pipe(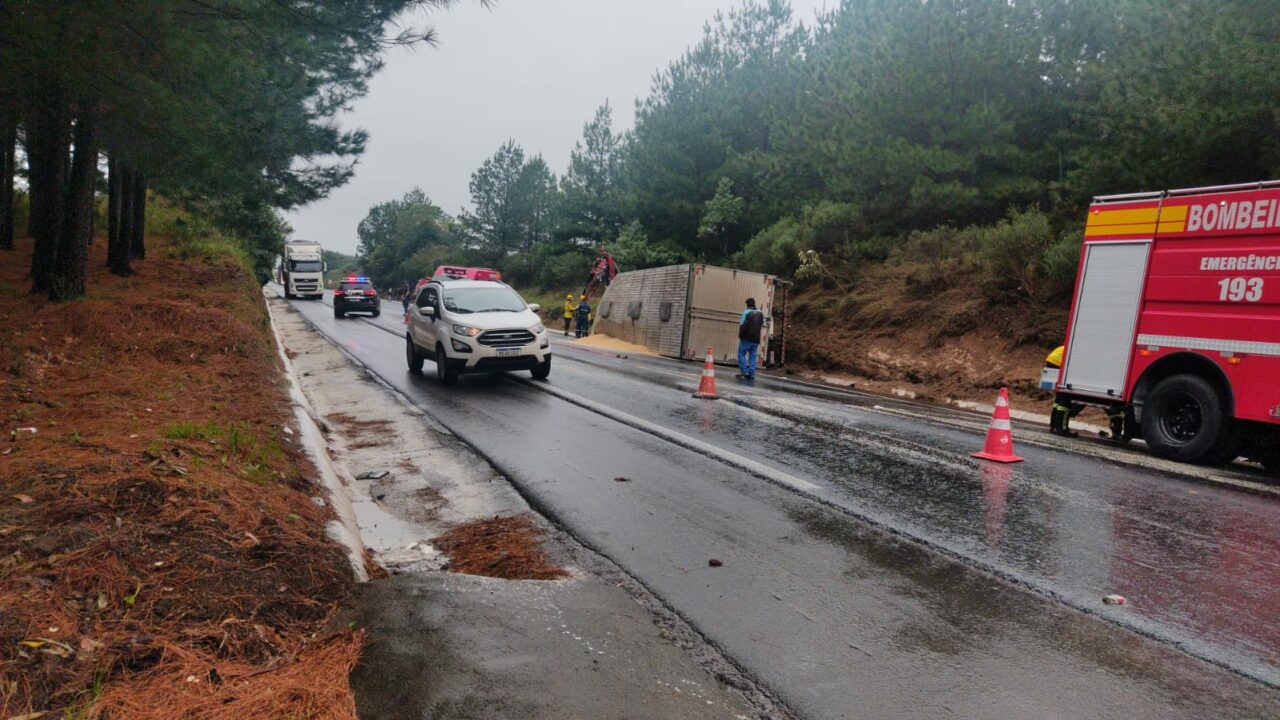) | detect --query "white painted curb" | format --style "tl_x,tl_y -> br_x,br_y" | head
264,289 -> 370,582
